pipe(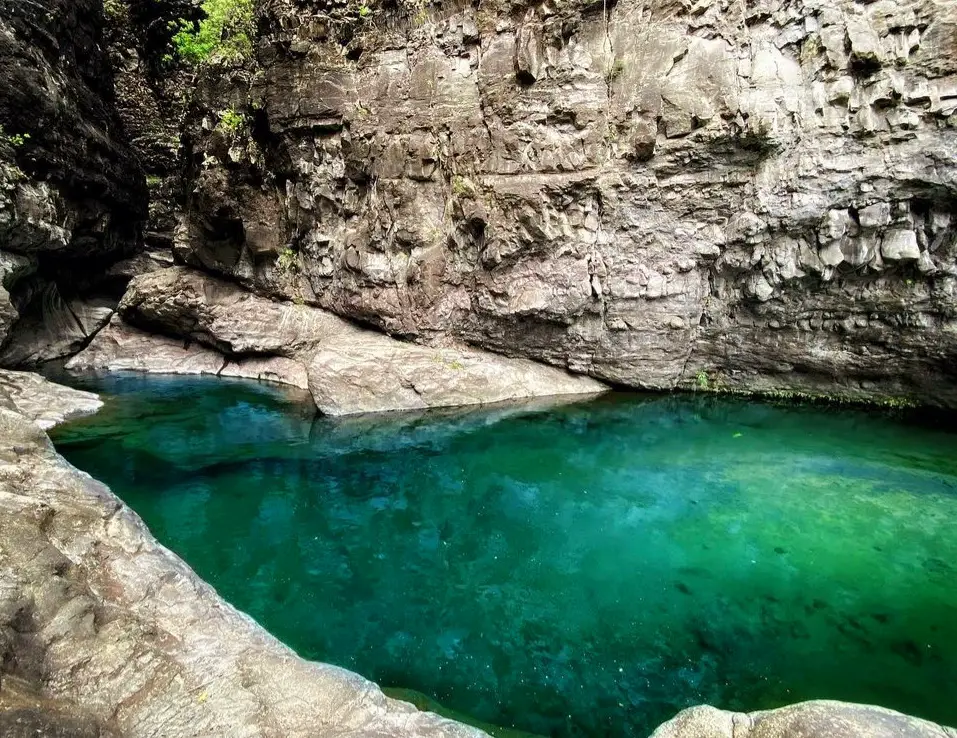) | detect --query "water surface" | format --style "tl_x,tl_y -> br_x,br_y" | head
51,374 -> 957,737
